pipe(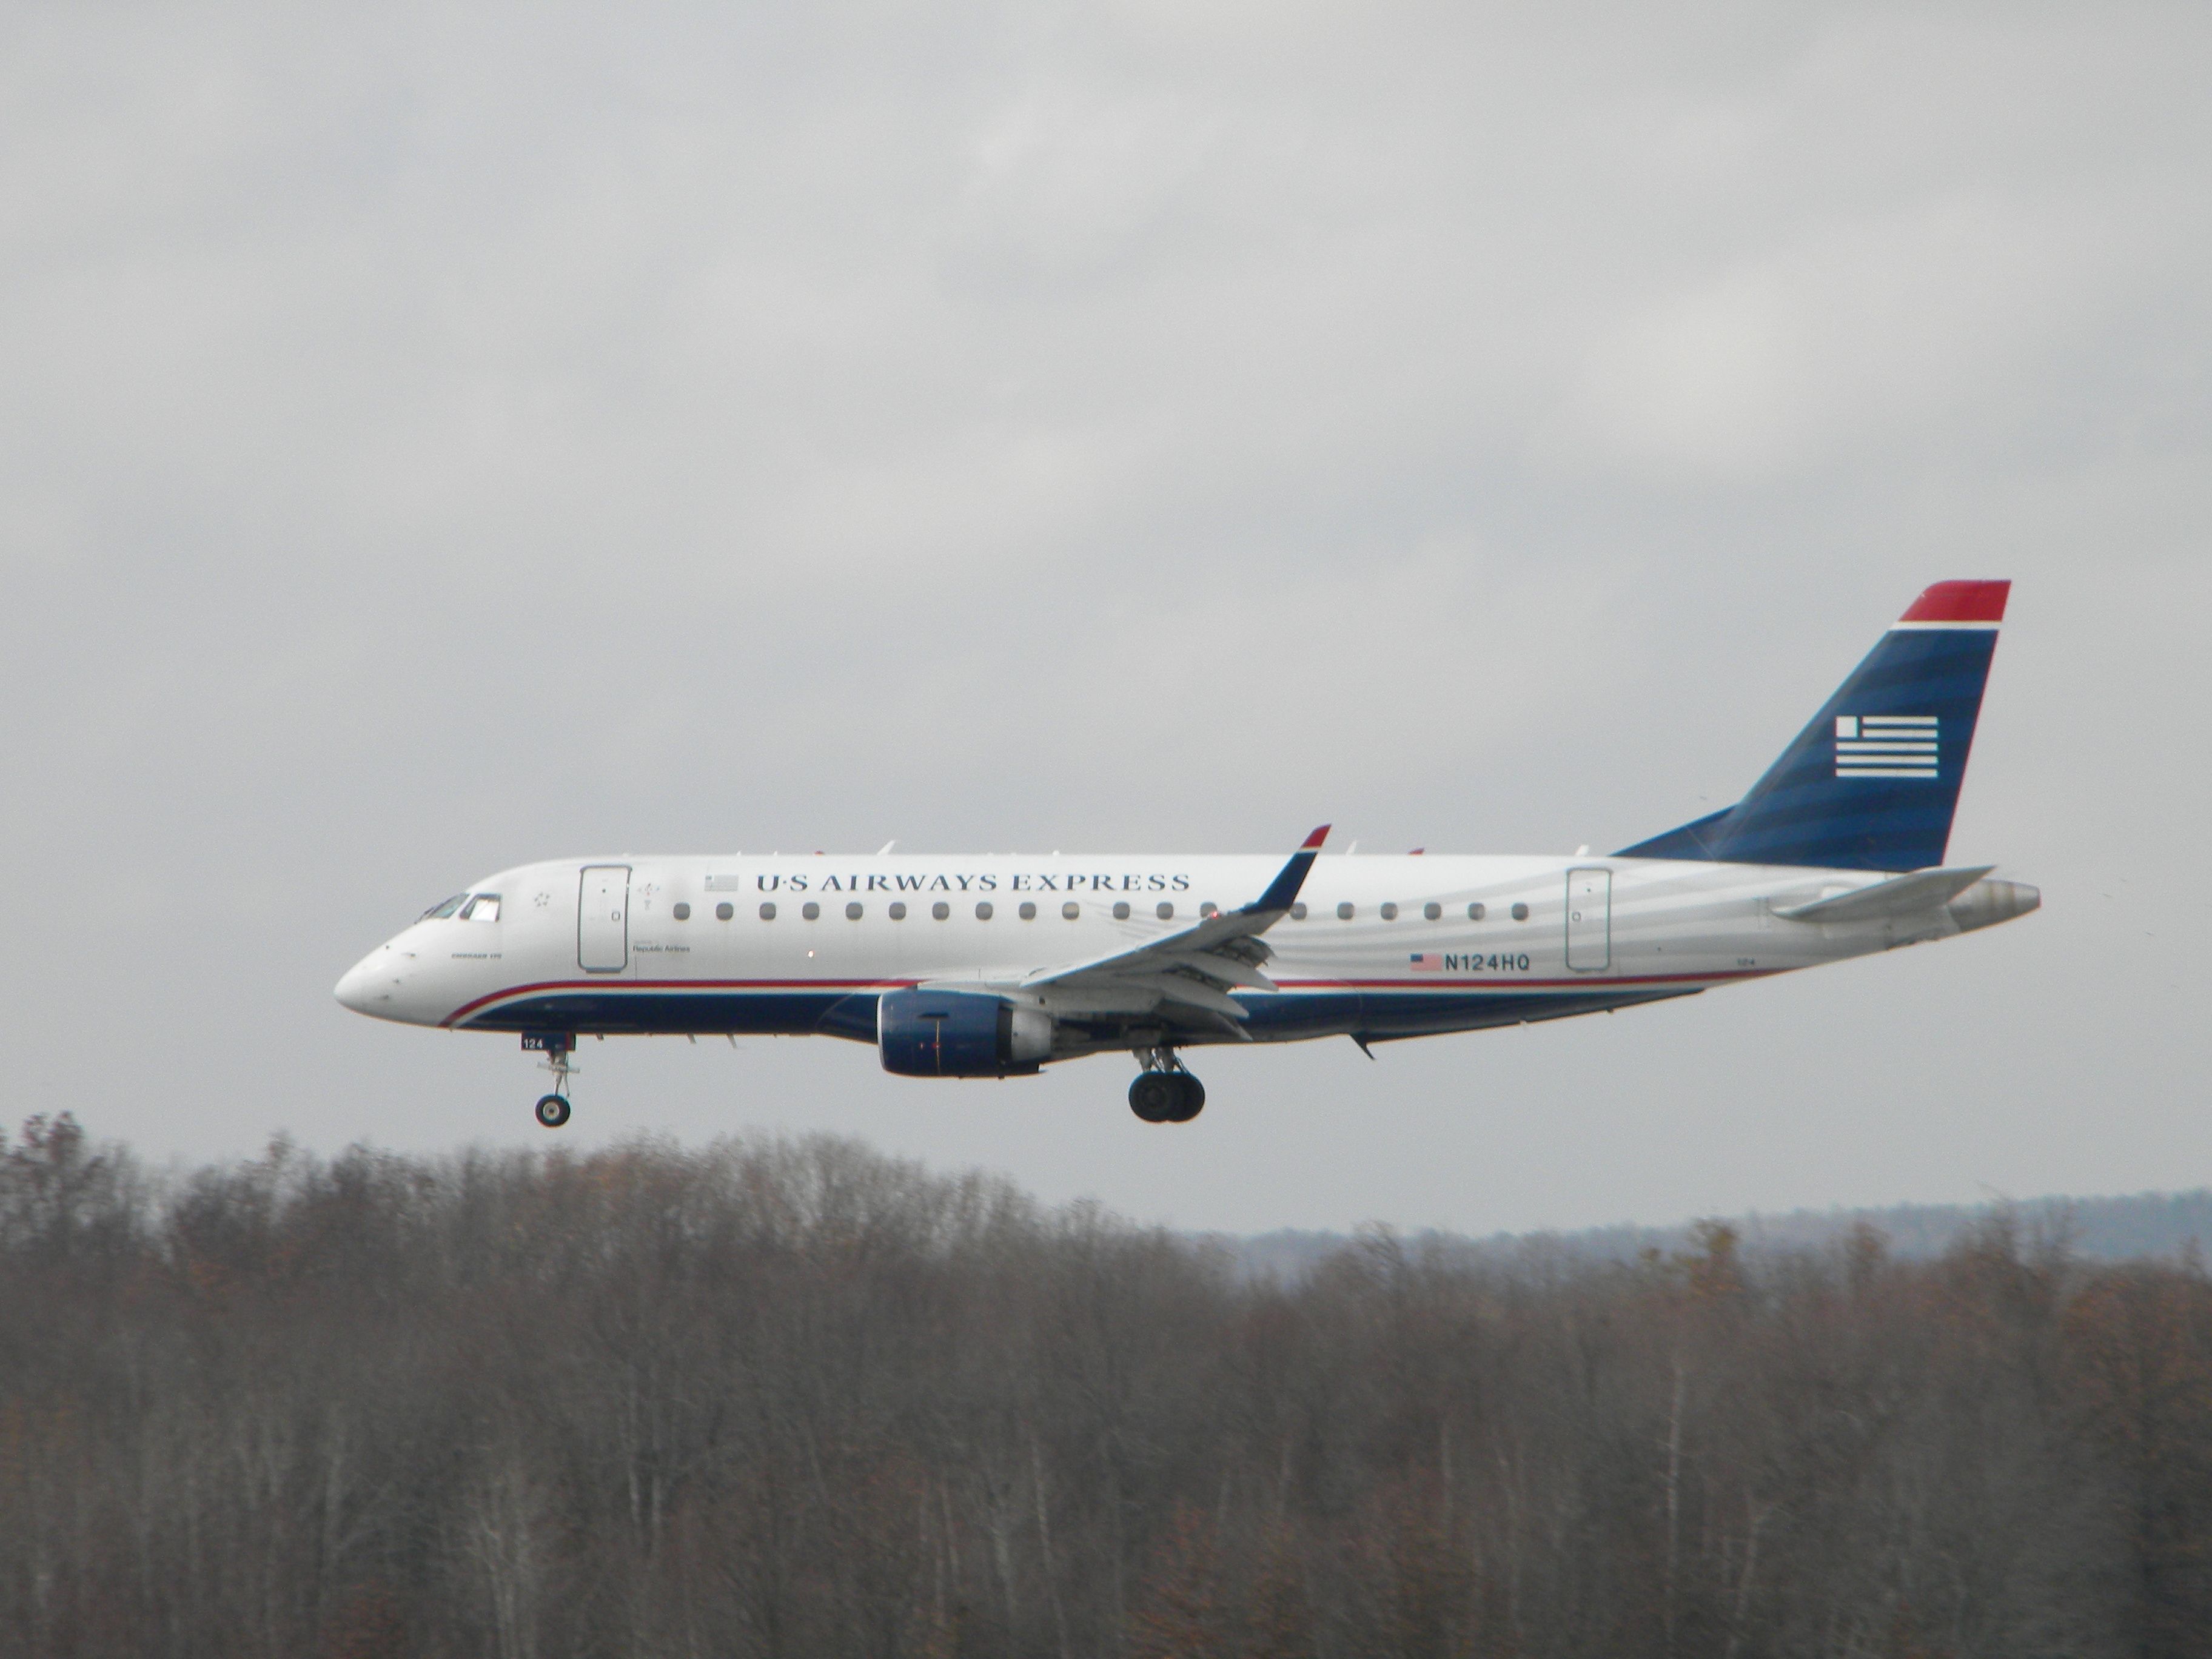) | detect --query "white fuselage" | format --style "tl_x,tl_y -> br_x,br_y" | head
335,851 -> 2037,1057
